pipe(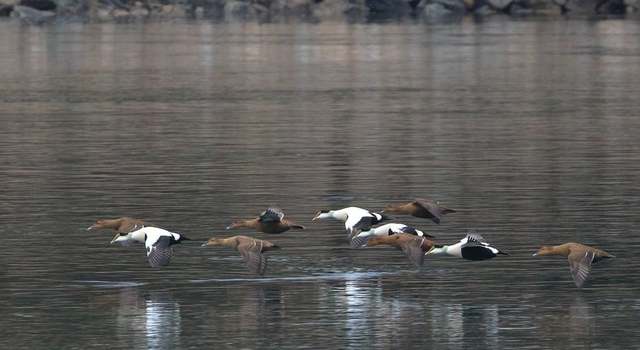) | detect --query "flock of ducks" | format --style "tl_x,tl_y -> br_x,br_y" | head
87,198 -> 615,288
